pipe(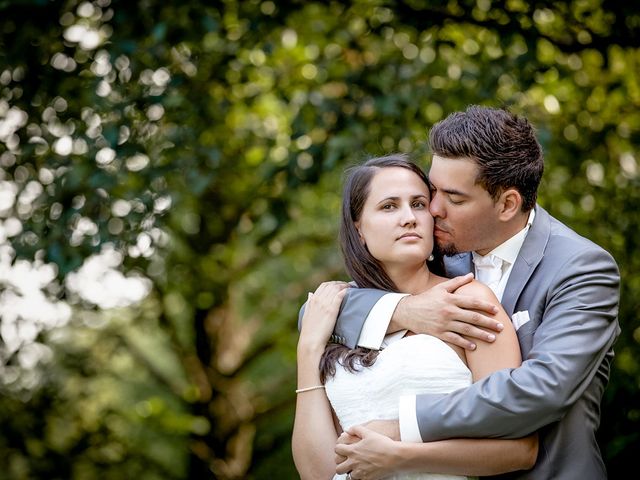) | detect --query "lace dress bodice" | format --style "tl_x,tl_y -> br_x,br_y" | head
325,334 -> 474,480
